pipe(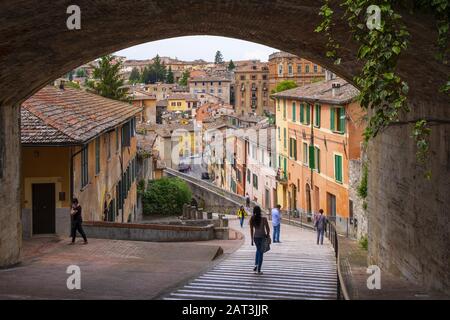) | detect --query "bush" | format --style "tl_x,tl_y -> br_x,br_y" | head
359,236 -> 368,251
357,163 -> 368,199
142,177 -> 192,216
